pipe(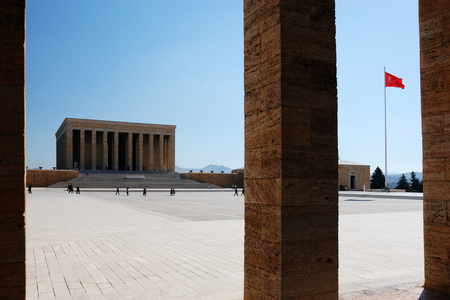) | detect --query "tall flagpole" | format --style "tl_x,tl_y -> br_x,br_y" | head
384,66 -> 388,190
